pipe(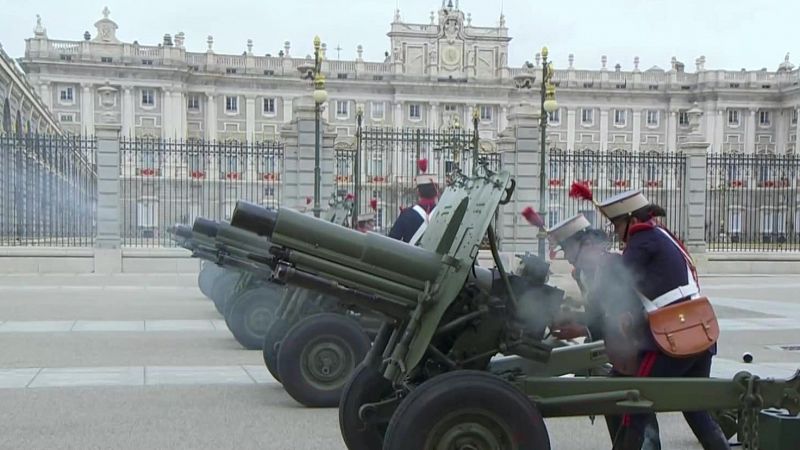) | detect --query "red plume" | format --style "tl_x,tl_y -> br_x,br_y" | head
345,193 -> 355,201
417,158 -> 428,173
568,181 -> 594,203
305,196 -> 312,205
521,206 -> 546,228
369,198 -> 378,211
